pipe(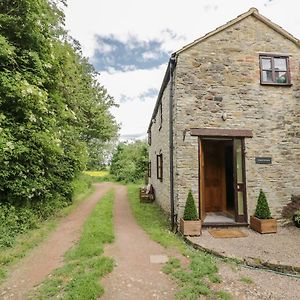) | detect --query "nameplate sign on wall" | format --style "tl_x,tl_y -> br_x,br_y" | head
255,157 -> 272,164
